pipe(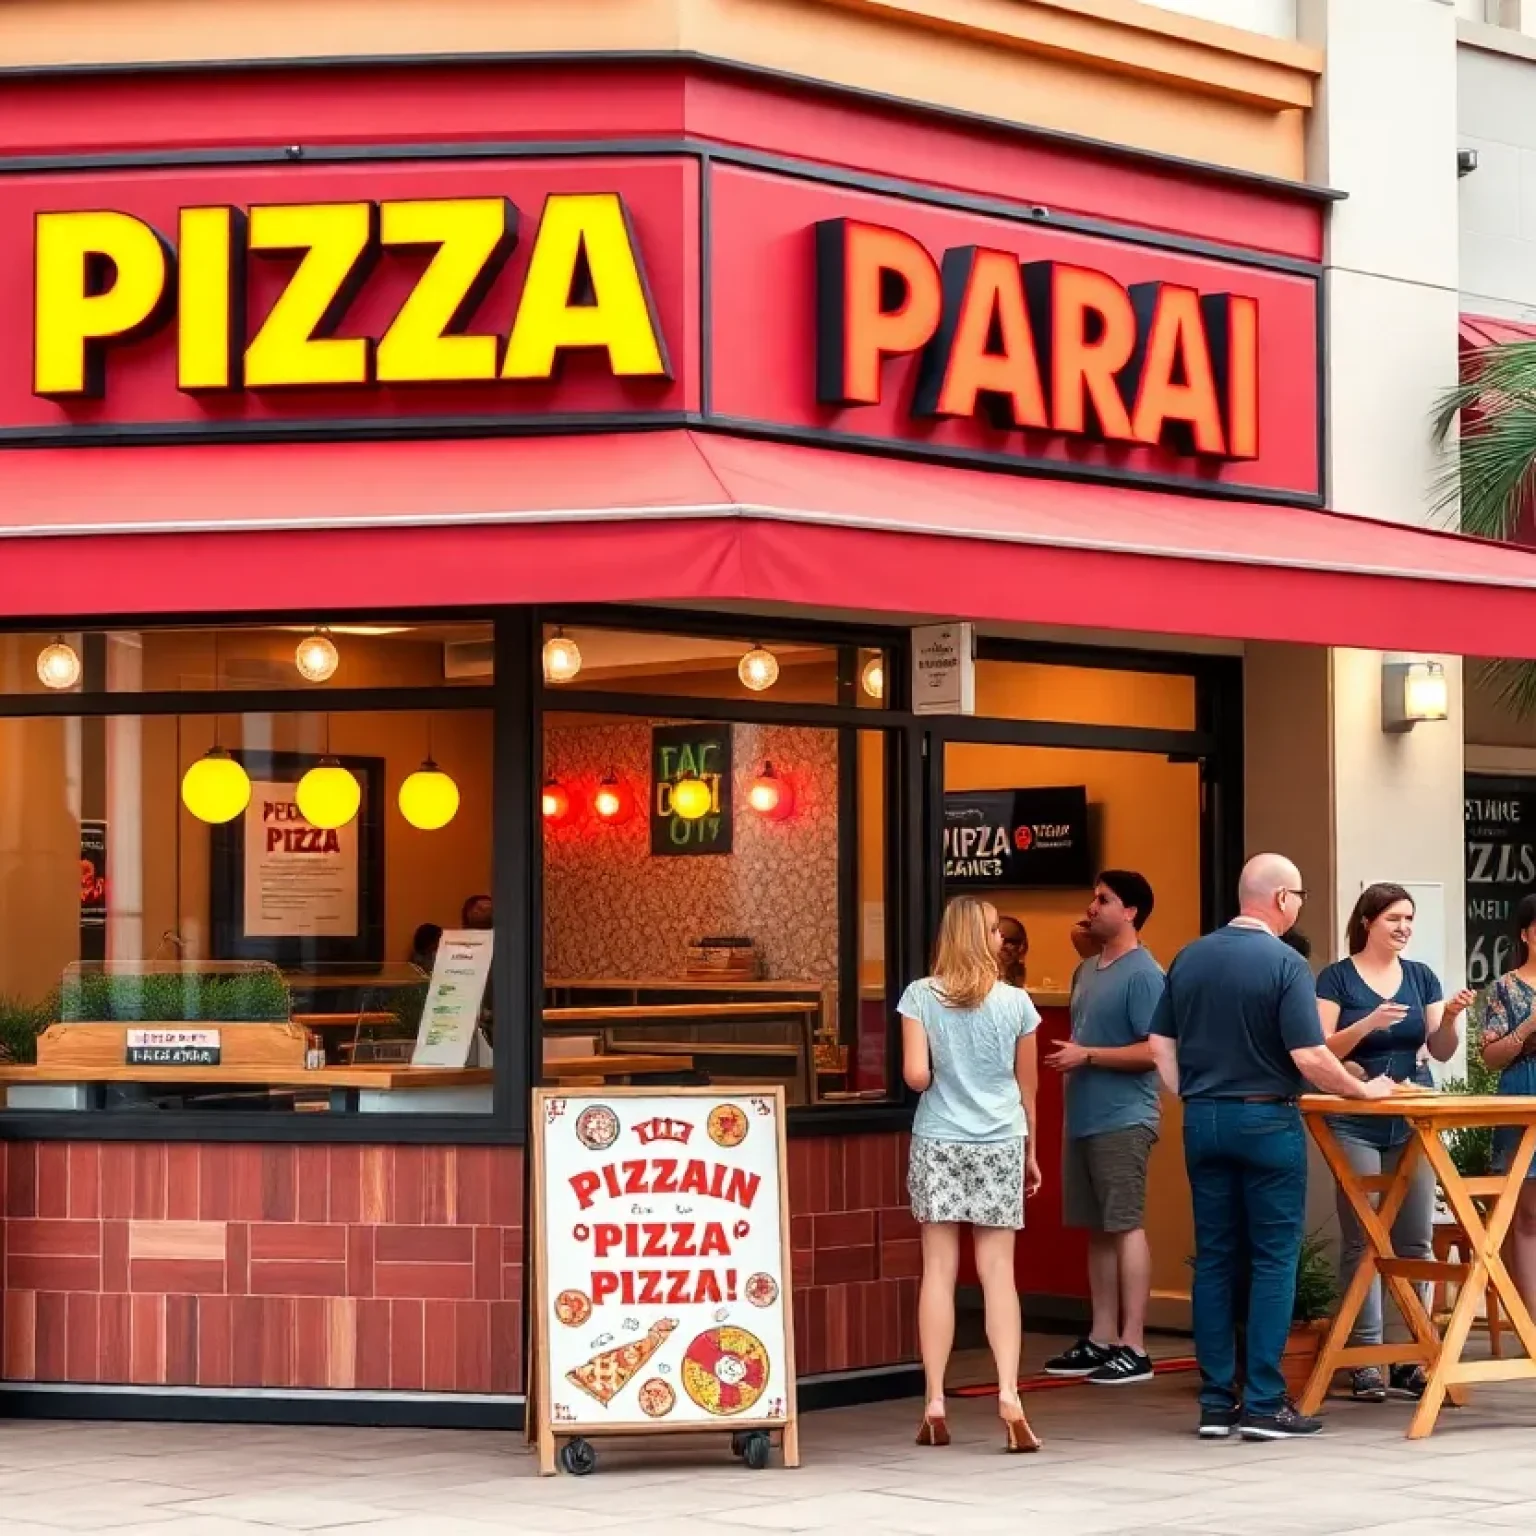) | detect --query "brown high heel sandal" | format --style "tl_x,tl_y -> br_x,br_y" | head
916,1413 -> 951,1446
1000,1402 -> 1041,1453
